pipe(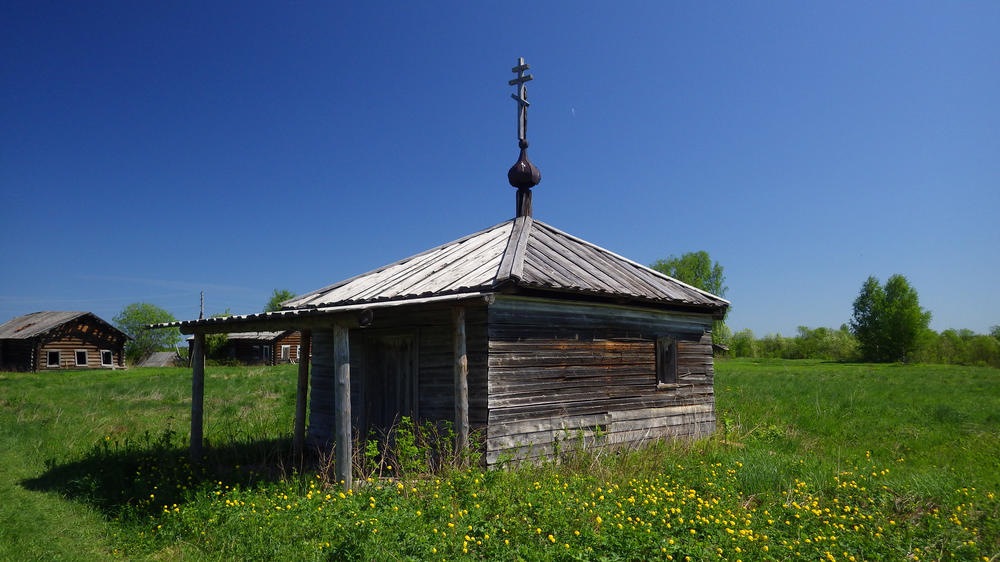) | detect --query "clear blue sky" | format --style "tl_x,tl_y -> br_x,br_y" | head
2,1 -> 998,336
